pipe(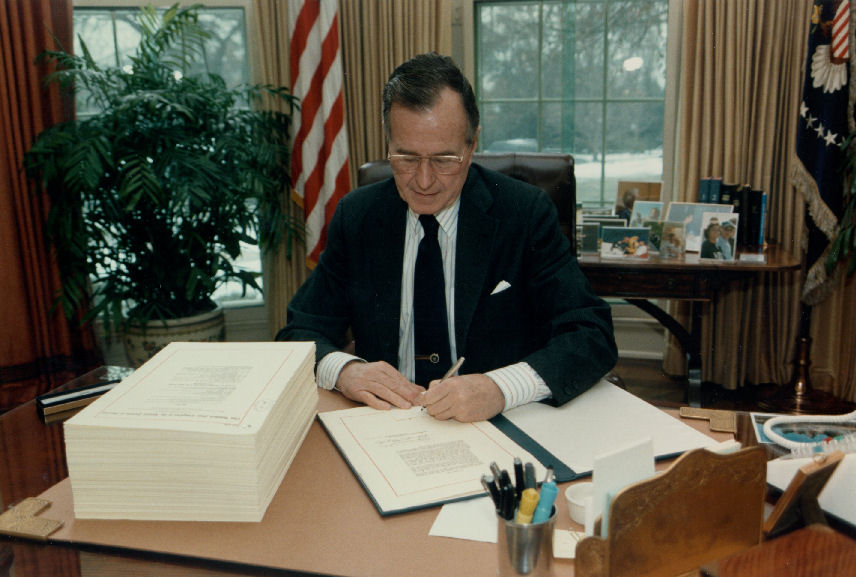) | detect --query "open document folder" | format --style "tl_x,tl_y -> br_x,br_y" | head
319,380 -> 717,515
